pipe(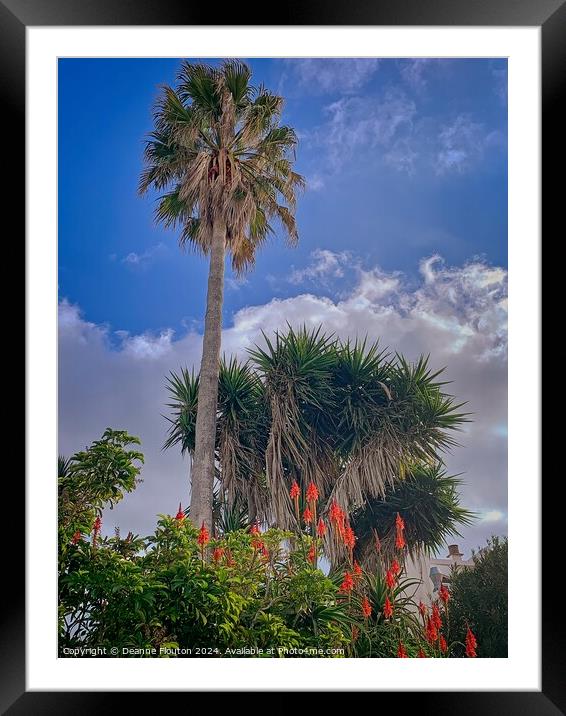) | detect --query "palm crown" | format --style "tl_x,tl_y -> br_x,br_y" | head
139,59 -> 305,273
